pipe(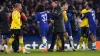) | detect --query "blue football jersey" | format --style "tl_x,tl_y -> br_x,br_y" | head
65,10 -> 73,29
81,9 -> 97,28
35,11 -> 51,28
